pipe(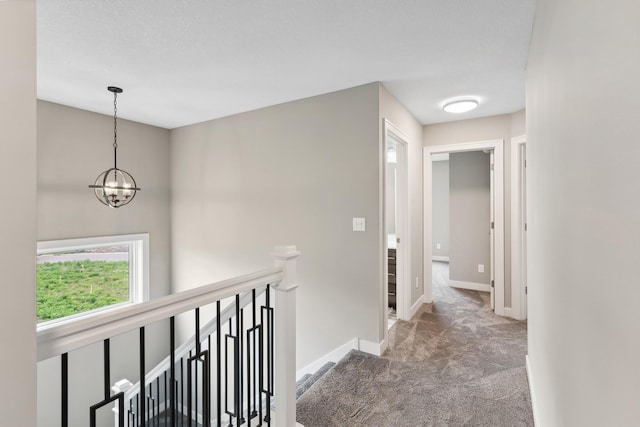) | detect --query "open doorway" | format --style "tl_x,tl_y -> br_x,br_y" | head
430,151 -> 494,306
384,120 -> 409,329
423,139 -> 505,315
